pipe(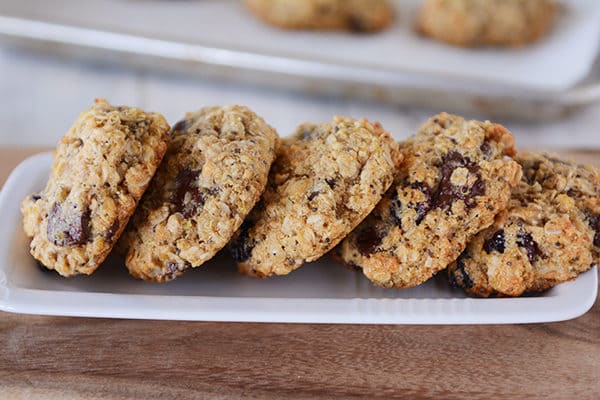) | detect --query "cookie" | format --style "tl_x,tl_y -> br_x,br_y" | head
20,99 -> 170,277
244,0 -> 393,32
121,105 -> 278,282
338,113 -> 522,288
449,153 -> 600,297
416,0 -> 557,47
229,116 -> 398,278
